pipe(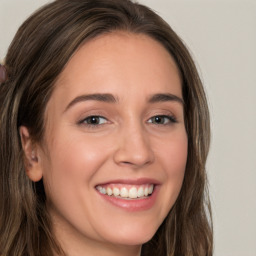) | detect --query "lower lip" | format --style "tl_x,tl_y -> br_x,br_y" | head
96,186 -> 159,212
